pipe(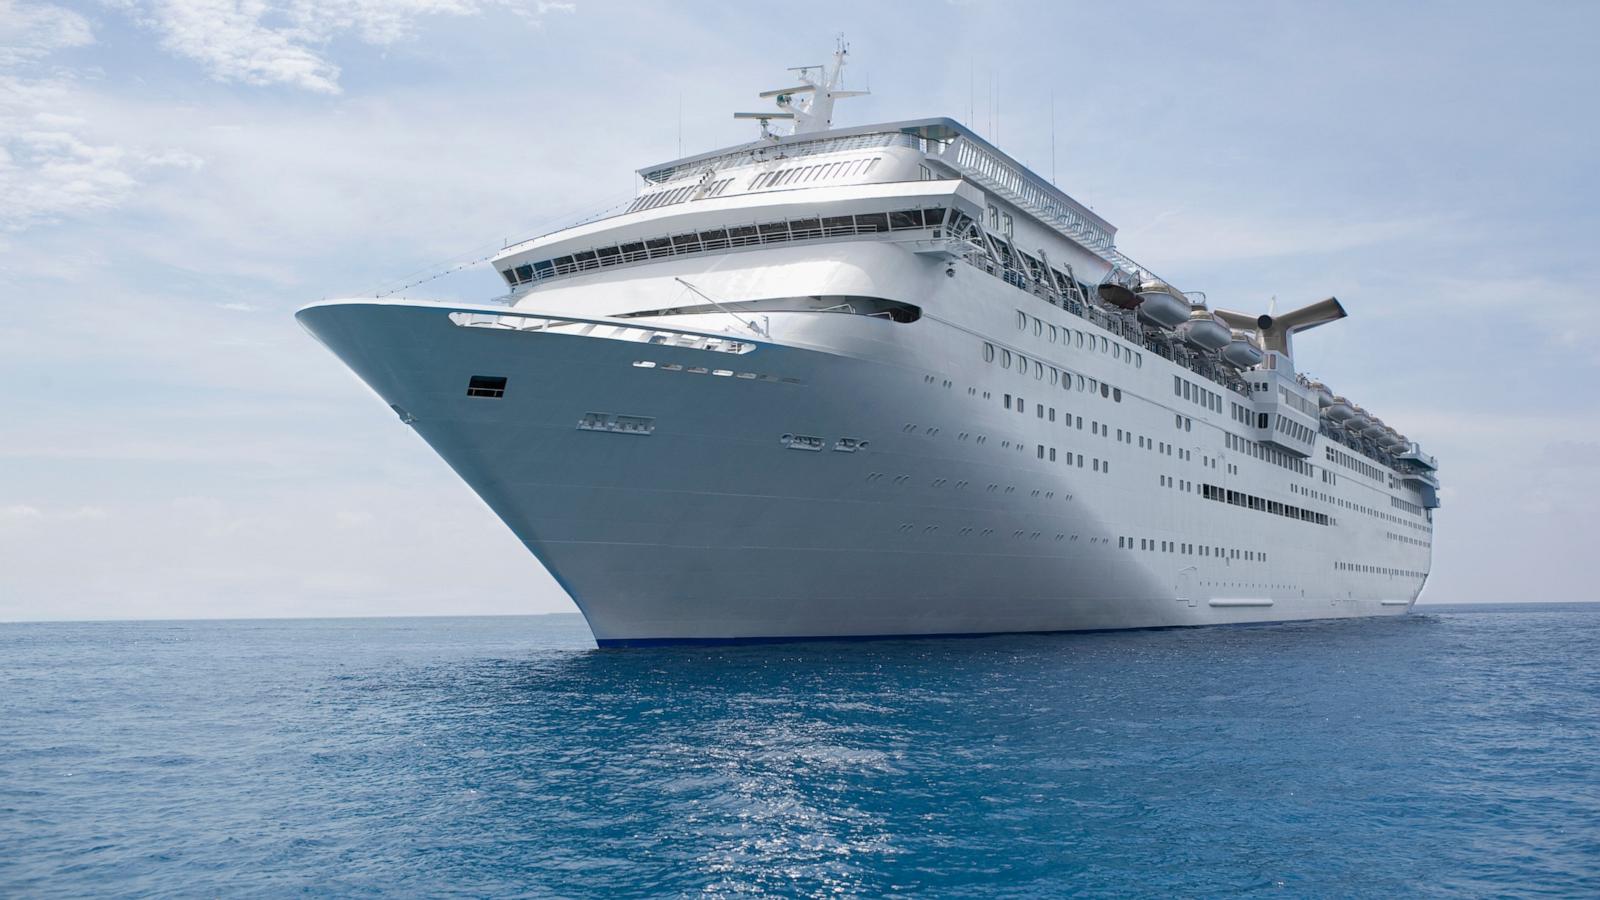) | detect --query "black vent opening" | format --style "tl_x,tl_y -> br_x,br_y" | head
466,375 -> 507,399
